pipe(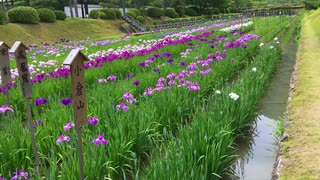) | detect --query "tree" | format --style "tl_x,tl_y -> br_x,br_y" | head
230,0 -> 252,12
173,0 -> 186,17
129,0 -> 150,8
99,0 -> 120,8
69,0 -> 74,17
15,0 -> 30,6
30,0 -> 58,8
